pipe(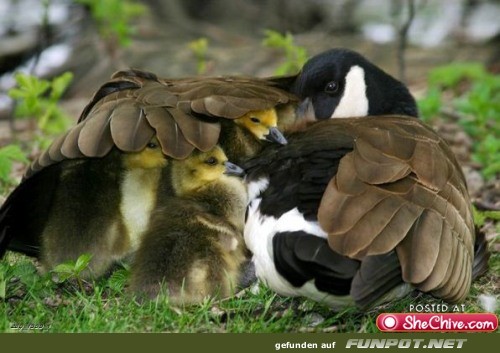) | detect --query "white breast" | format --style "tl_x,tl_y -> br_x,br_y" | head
245,198 -> 298,296
246,177 -> 269,203
245,170 -> 359,307
245,198 -> 354,308
120,169 -> 160,251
